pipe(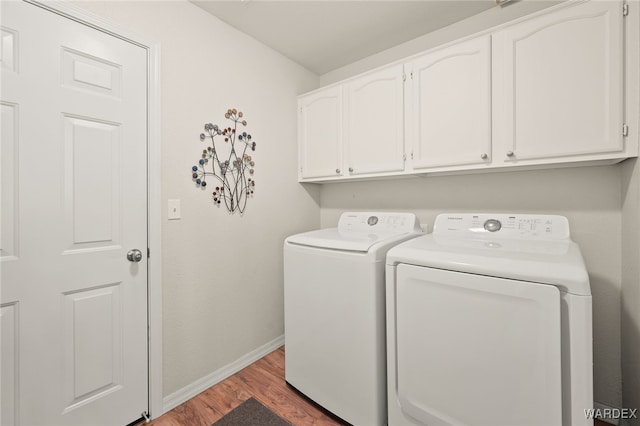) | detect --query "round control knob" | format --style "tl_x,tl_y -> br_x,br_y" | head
336,168 -> 341,174
506,151 -> 515,157
348,167 -> 354,173
481,153 -> 488,160
484,219 -> 502,232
